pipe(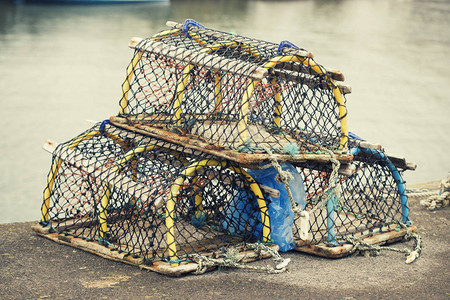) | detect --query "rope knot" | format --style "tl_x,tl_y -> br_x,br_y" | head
275,170 -> 293,184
